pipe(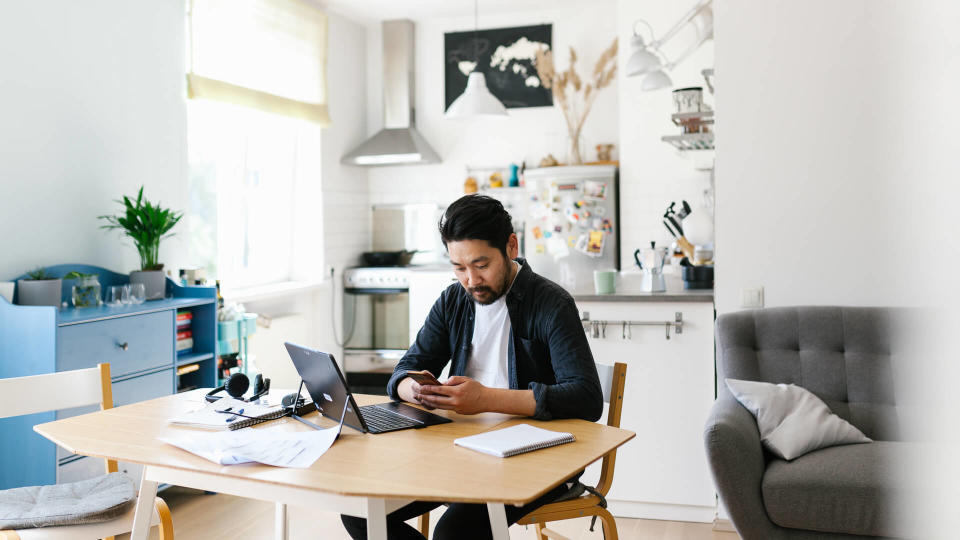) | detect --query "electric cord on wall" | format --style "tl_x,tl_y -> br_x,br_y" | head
330,267 -> 356,347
